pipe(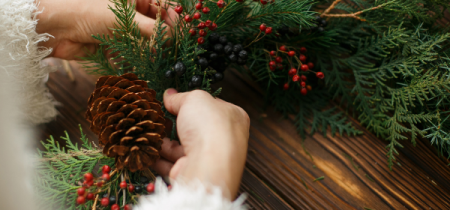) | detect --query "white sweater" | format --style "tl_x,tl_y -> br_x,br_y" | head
0,0 -> 246,209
